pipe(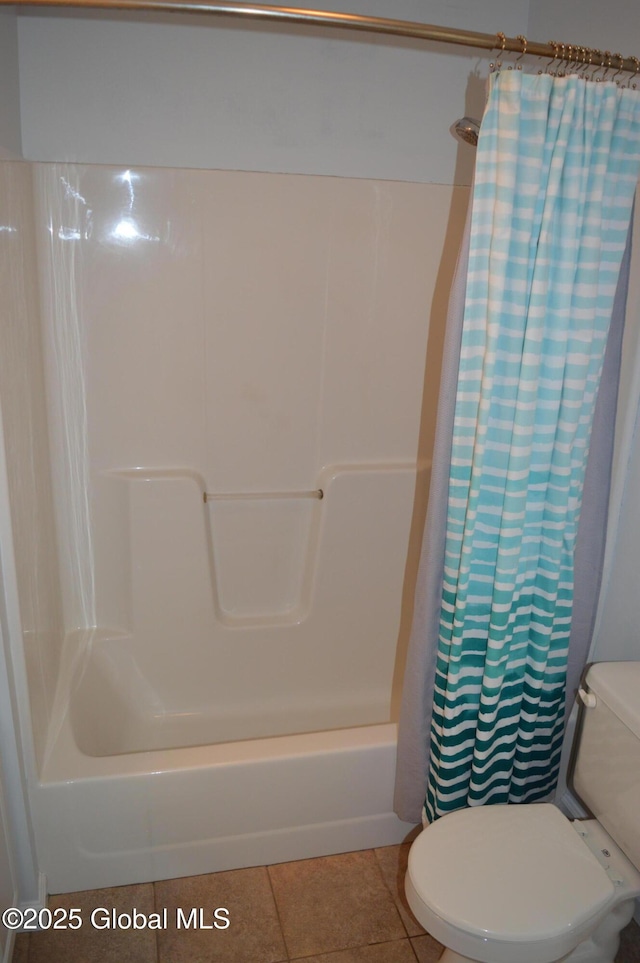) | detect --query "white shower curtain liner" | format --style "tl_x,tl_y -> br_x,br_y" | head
393,190 -> 473,824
